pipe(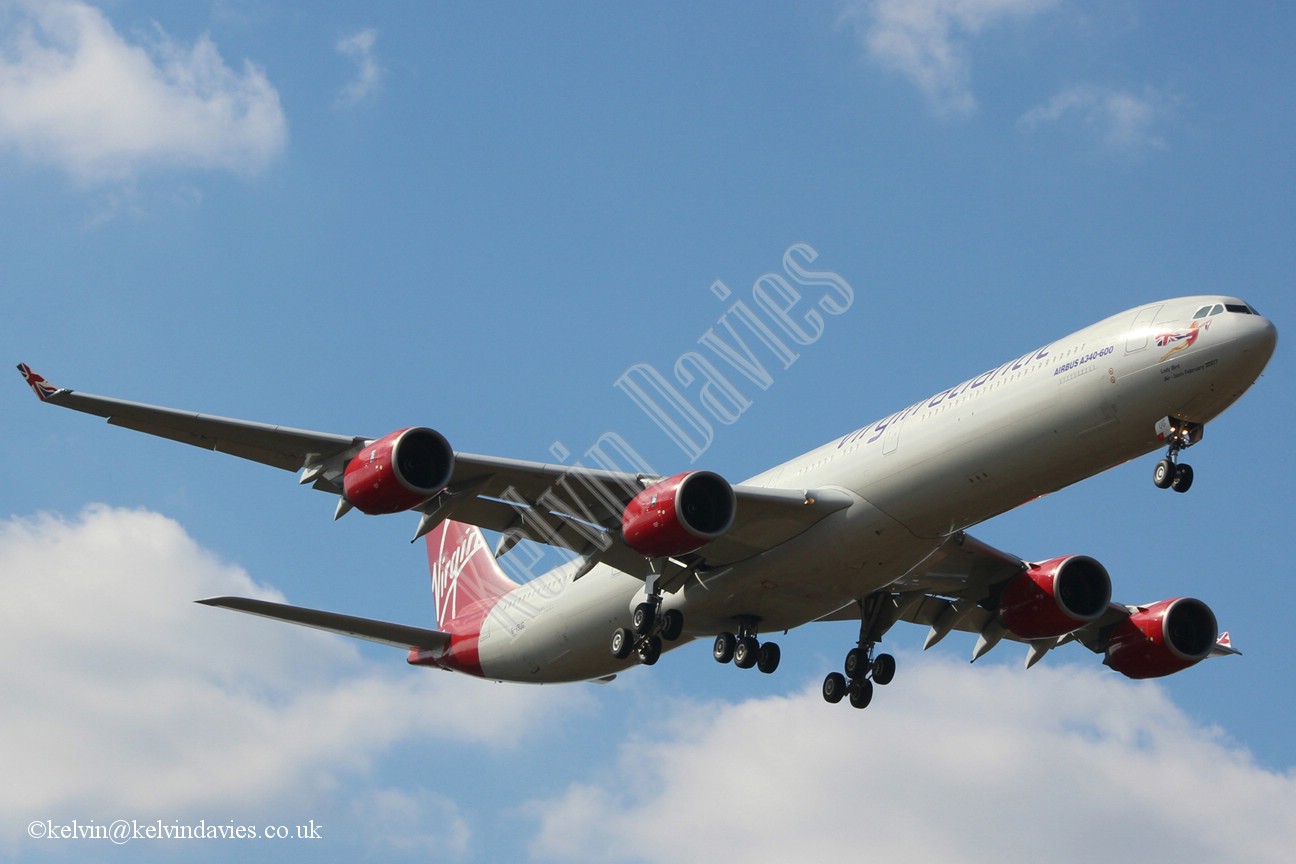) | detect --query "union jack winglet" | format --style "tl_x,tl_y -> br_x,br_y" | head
1212,630 -> 1242,657
16,363 -> 59,401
